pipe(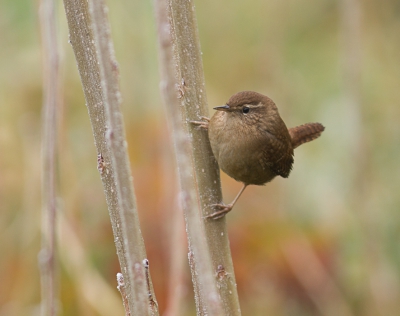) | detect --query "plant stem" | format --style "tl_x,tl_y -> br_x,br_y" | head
156,0 -> 241,314
39,0 -> 60,314
62,0 -> 158,314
